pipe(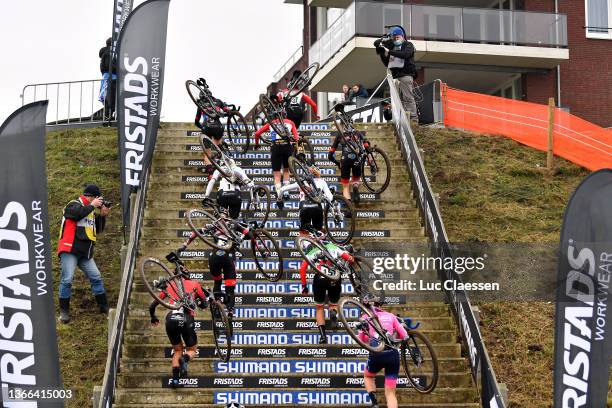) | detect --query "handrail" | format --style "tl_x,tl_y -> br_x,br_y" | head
21,78 -> 116,127
364,77 -> 388,106
98,165 -> 150,408
273,45 -> 304,83
386,71 -> 505,408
